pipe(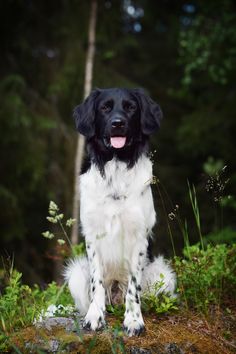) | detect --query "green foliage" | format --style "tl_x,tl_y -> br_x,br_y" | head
110,325 -> 126,354
159,175 -> 236,313
179,5 -> 236,86
0,74 -> 55,242
0,268 -> 73,334
106,304 -> 125,321
174,243 -> 236,313
142,277 -> 178,315
203,157 -> 225,177
187,182 -> 204,249
71,243 -> 86,256
0,269 -> 37,333
220,195 -> 236,210
35,281 -> 72,309
204,227 -> 236,245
